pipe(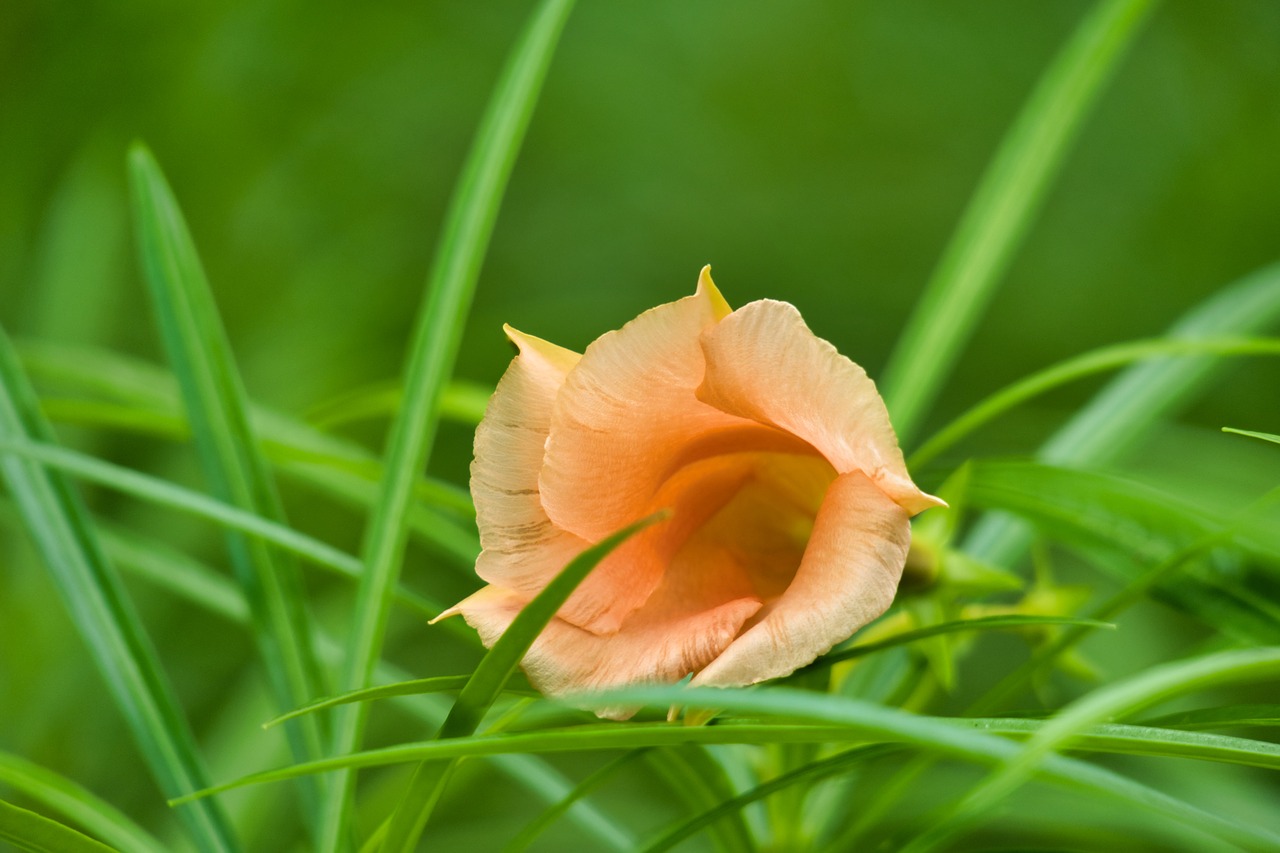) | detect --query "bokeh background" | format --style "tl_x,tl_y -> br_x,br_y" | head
2,0 -> 1279,848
